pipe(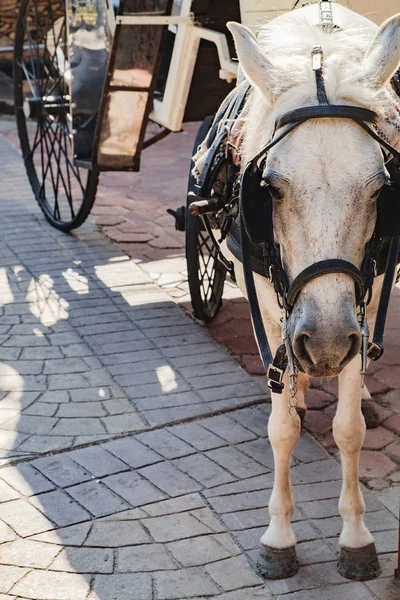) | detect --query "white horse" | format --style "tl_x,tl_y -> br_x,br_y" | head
217,2 -> 400,581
